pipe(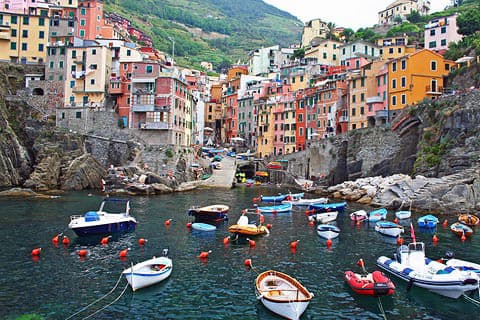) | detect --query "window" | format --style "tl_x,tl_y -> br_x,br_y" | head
90,64 -> 97,70
39,31 -> 44,39
389,48 -> 394,54
333,54 -> 336,61
392,79 -> 397,89
392,95 -> 397,106
123,63 -> 128,70
401,94 -> 406,105
22,30 -> 28,38
71,65 -> 76,72
38,44 -> 44,52
126,49 -> 131,56
445,63 -> 450,71
298,114 -> 303,122
377,77 -> 380,87
360,93 -> 365,102
11,29 -> 16,37
398,48 -> 402,53
361,78 -> 365,87
430,29 -> 435,36
401,76 -> 406,87
59,61 -> 64,68
352,80 -> 356,88
360,106 -> 365,115
441,39 -> 447,46
76,112 -> 82,119
392,61 -> 397,72
79,30 -> 85,37
49,61 -> 54,69
23,16 -> 29,25
352,45 -> 356,52
351,108 -> 356,116
352,94 -> 356,103
10,42 -> 16,50
431,61 -> 437,71
21,43 -> 27,51
90,79 -> 95,85
146,65 -> 153,73
39,17 -> 45,26
59,75 -> 63,81
342,48 -> 345,55
81,8 -> 86,15
441,26 -> 446,34
401,59 -> 406,70
70,80 -> 74,88
300,75 -> 304,82
323,52 -> 327,59
80,19 -> 86,26
429,41 -> 436,48
92,49 -> 96,55
11,15 -> 17,24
